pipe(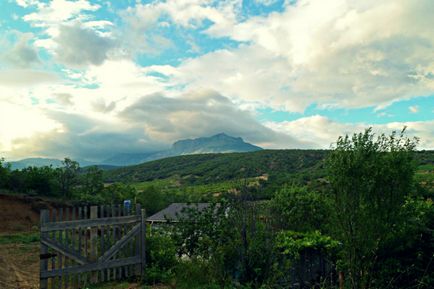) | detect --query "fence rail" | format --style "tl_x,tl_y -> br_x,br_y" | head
40,204 -> 146,289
